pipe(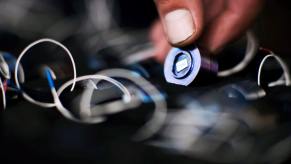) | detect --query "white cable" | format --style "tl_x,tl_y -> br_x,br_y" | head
18,64 -> 25,83
97,69 -> 167,141
230,85 -> 266,101
52,86 -> 105,124
56,74 -> 132,123
79,81 -> 140,120
0,54 -> 11,79
218,31 -> 258,77
122,47 -> 155,65
0,78 -> 6,109
257,54 -> 291,87
14,38 -> 77,108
